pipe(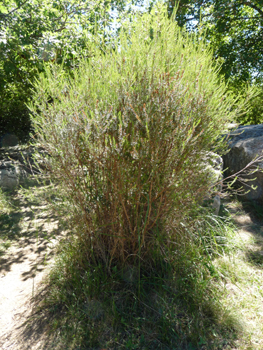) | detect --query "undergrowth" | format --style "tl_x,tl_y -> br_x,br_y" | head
32,209 -> 241,350
0,187 -> 14,254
